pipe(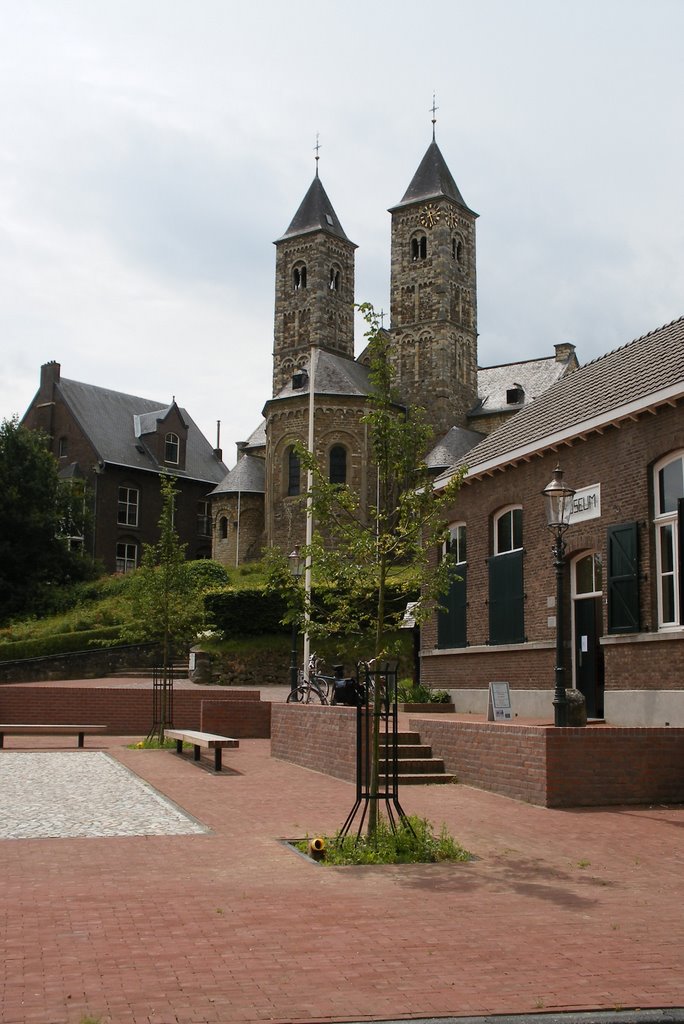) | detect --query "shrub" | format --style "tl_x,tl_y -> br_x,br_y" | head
296,816 -> 470,865
0,626 -> 123,662
186,560 -> 231,591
